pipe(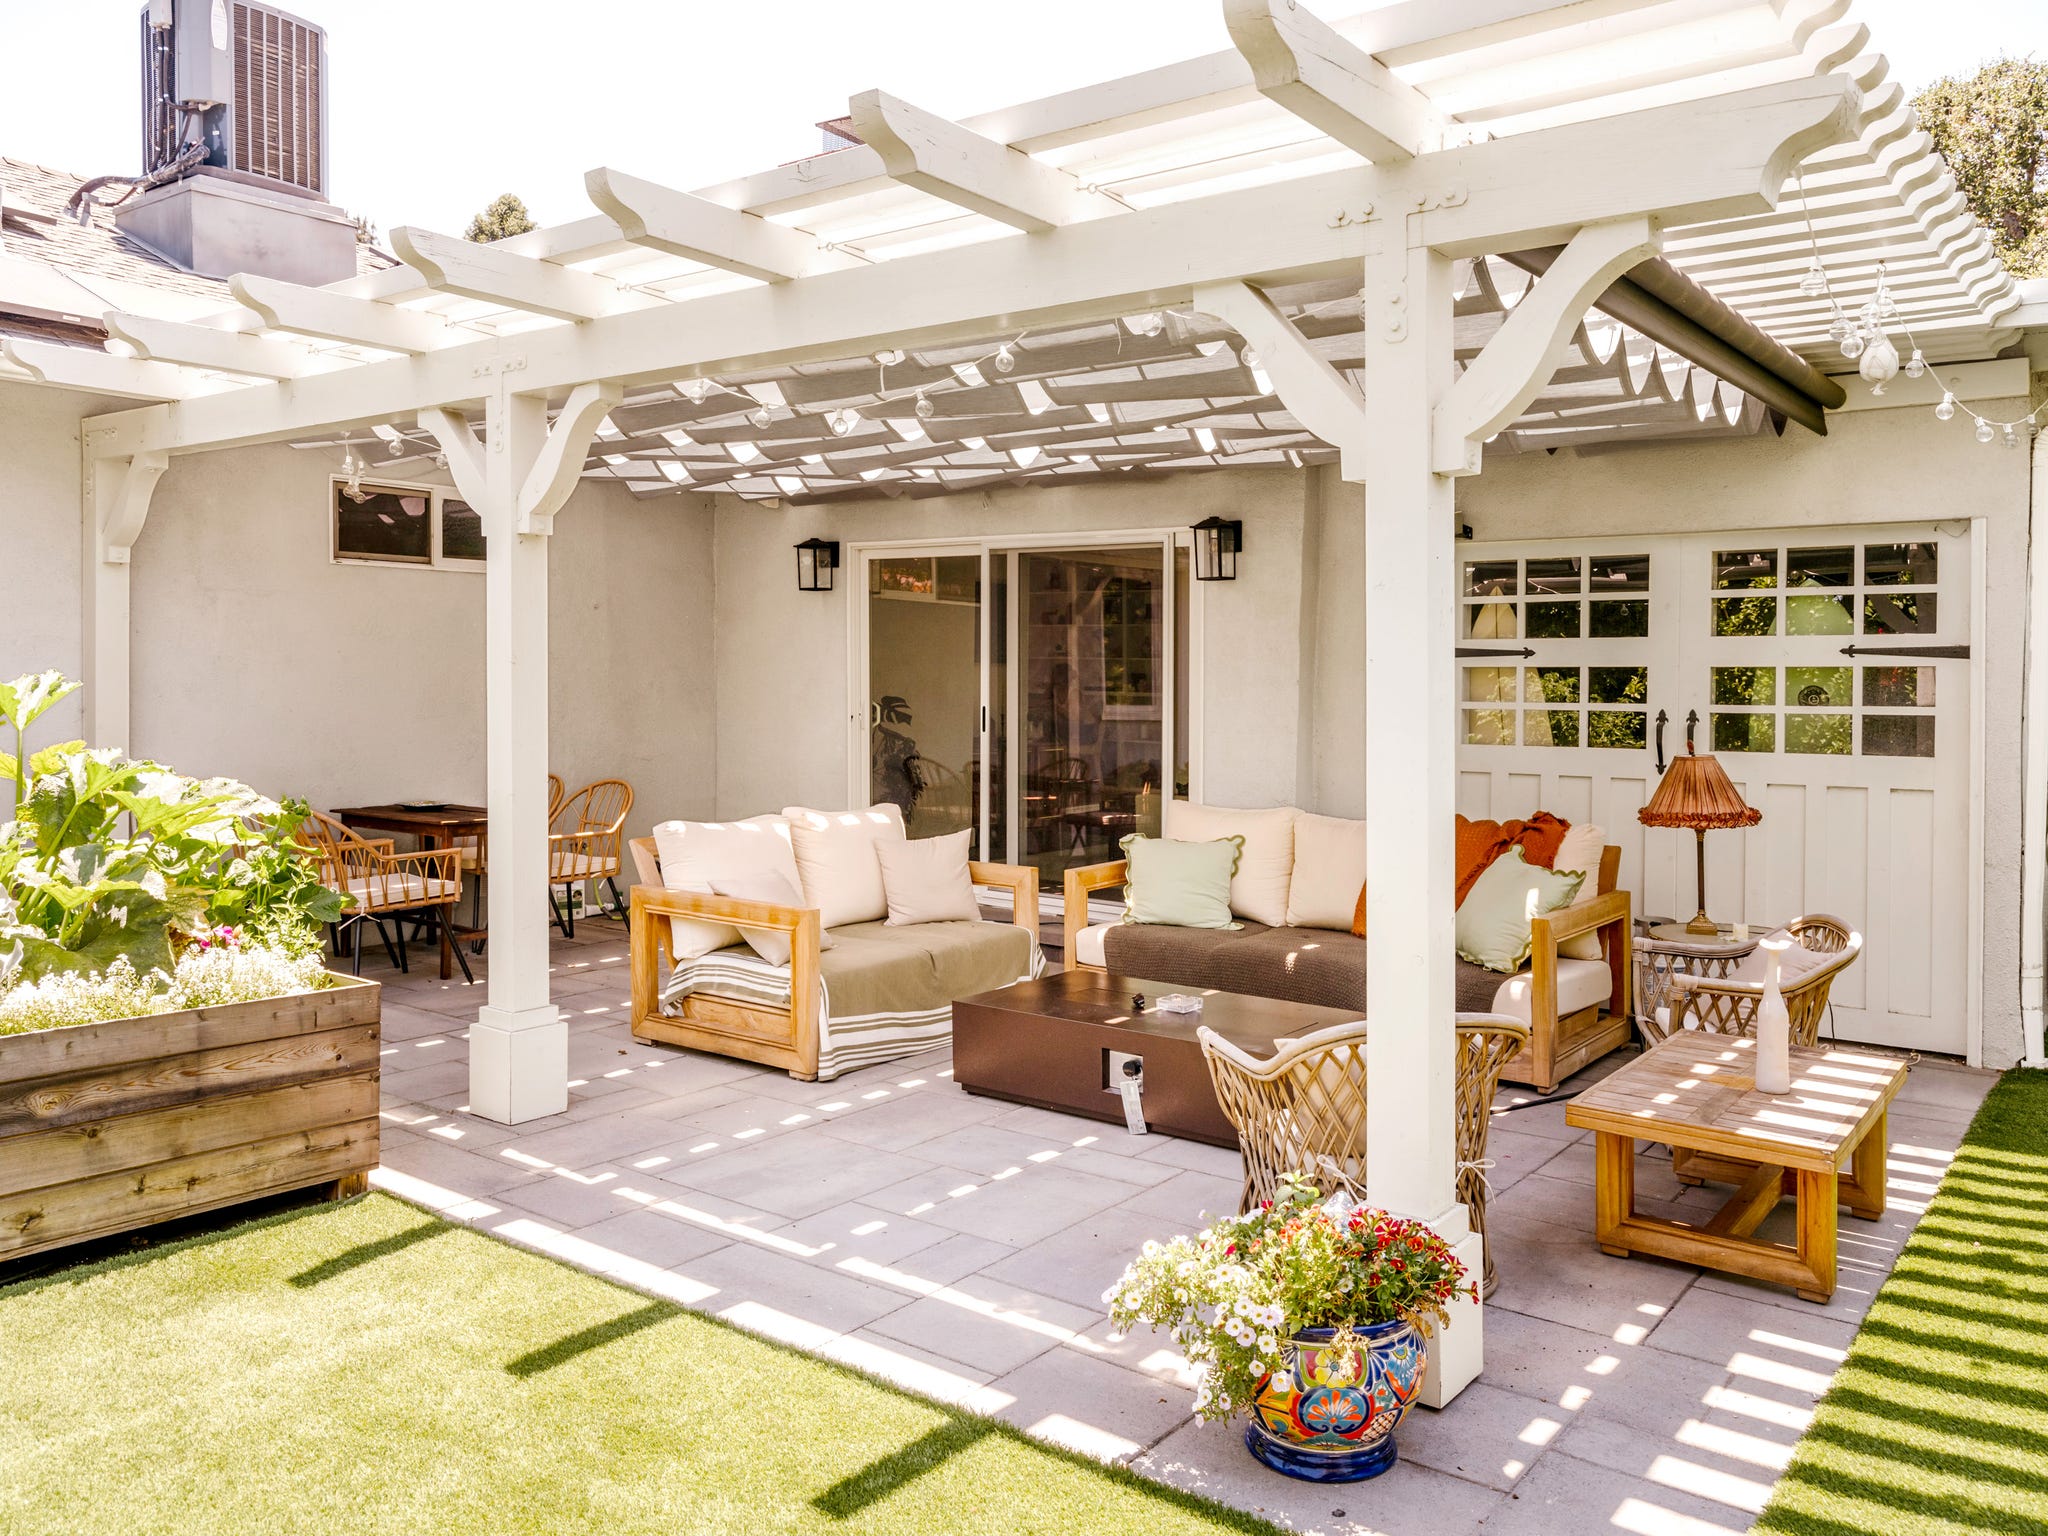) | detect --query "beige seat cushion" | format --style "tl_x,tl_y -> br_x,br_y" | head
1074,920 -> 1115,968
1164,801 -> 1298,928
652,814 -> 802,960
345,874 -> 458,909
549,850 -> 613,882
1285,812 -> 1367,930
1487,957 -> 1612,1024
783,804 -> 907,929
